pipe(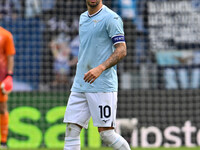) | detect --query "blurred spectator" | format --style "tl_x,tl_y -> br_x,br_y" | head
10,0 -> 41,19
46,16 -> 70,34
69,35 -> 79,76
52,0 -> 85,38
11,0 -> 24,18
118,0 -> 136,21
41,0 -> 56,15
41,0 -> 86,89
40,0 -> 72,88
5,0 -> 41,19
113,0 -> 137,70
134,0 -> 151,64
135,0 -> 148,32
0,0 -> 18,20
25,0 -> 41,18
42,0 -> 85,49
50,34 -> 77,89
156,51 -> 200,89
